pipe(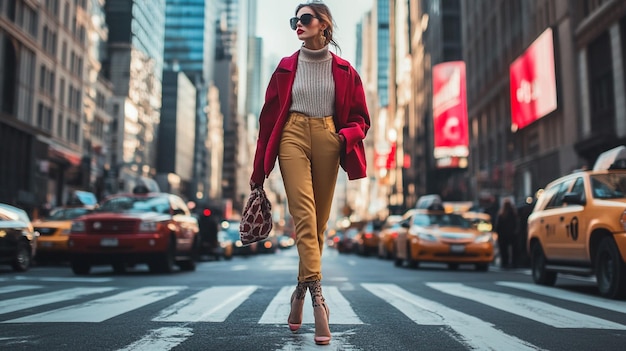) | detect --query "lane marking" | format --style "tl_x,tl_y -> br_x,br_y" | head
497,281 -> 626,313
363,283 -> 542,351
259,286 -> 362,325
4,286 -> 186,323
428,283 -> 626,330
0,287 -> 115,316
153,286 -> 257,322
0,285 -> 42,295
116,327 -> 193,351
